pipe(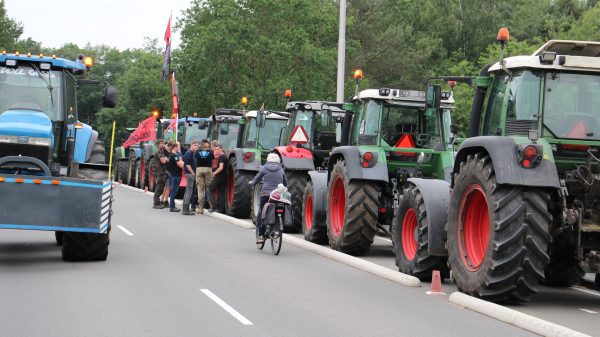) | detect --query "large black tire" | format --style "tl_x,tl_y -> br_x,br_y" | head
88,140 -> 105,164
116,160 -> 128,184
302,180 -> 327,244
447,153 -> 551,302
62,231 -> 110,261
392,185 -> 448,281
133,160 -> 141,188
326,159 -> 379,255
127,158 -> 136,186
226,156 -> 253,218
285,170 -> 309,232
147,159 -> 155,192
55,232 -> 63,246
595,274 -> 600,288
